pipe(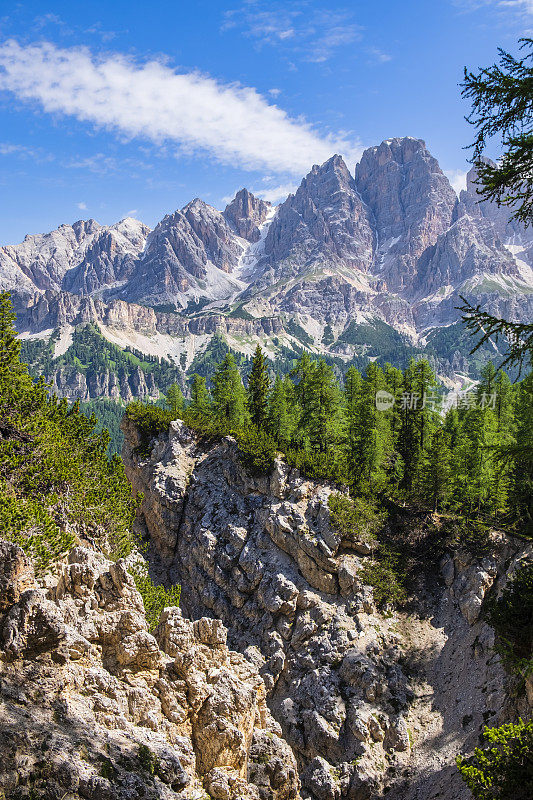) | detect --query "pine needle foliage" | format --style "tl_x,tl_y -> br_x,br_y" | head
456,719 -> 533,800
129,563 -> 182,631
0,291 -> 140,571
461,38 -> 533,227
